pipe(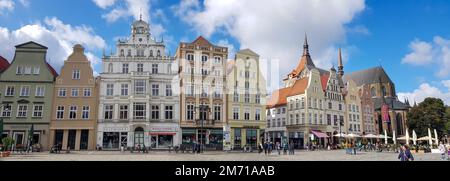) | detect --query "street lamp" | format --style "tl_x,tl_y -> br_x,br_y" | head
193,105 -> 211,153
